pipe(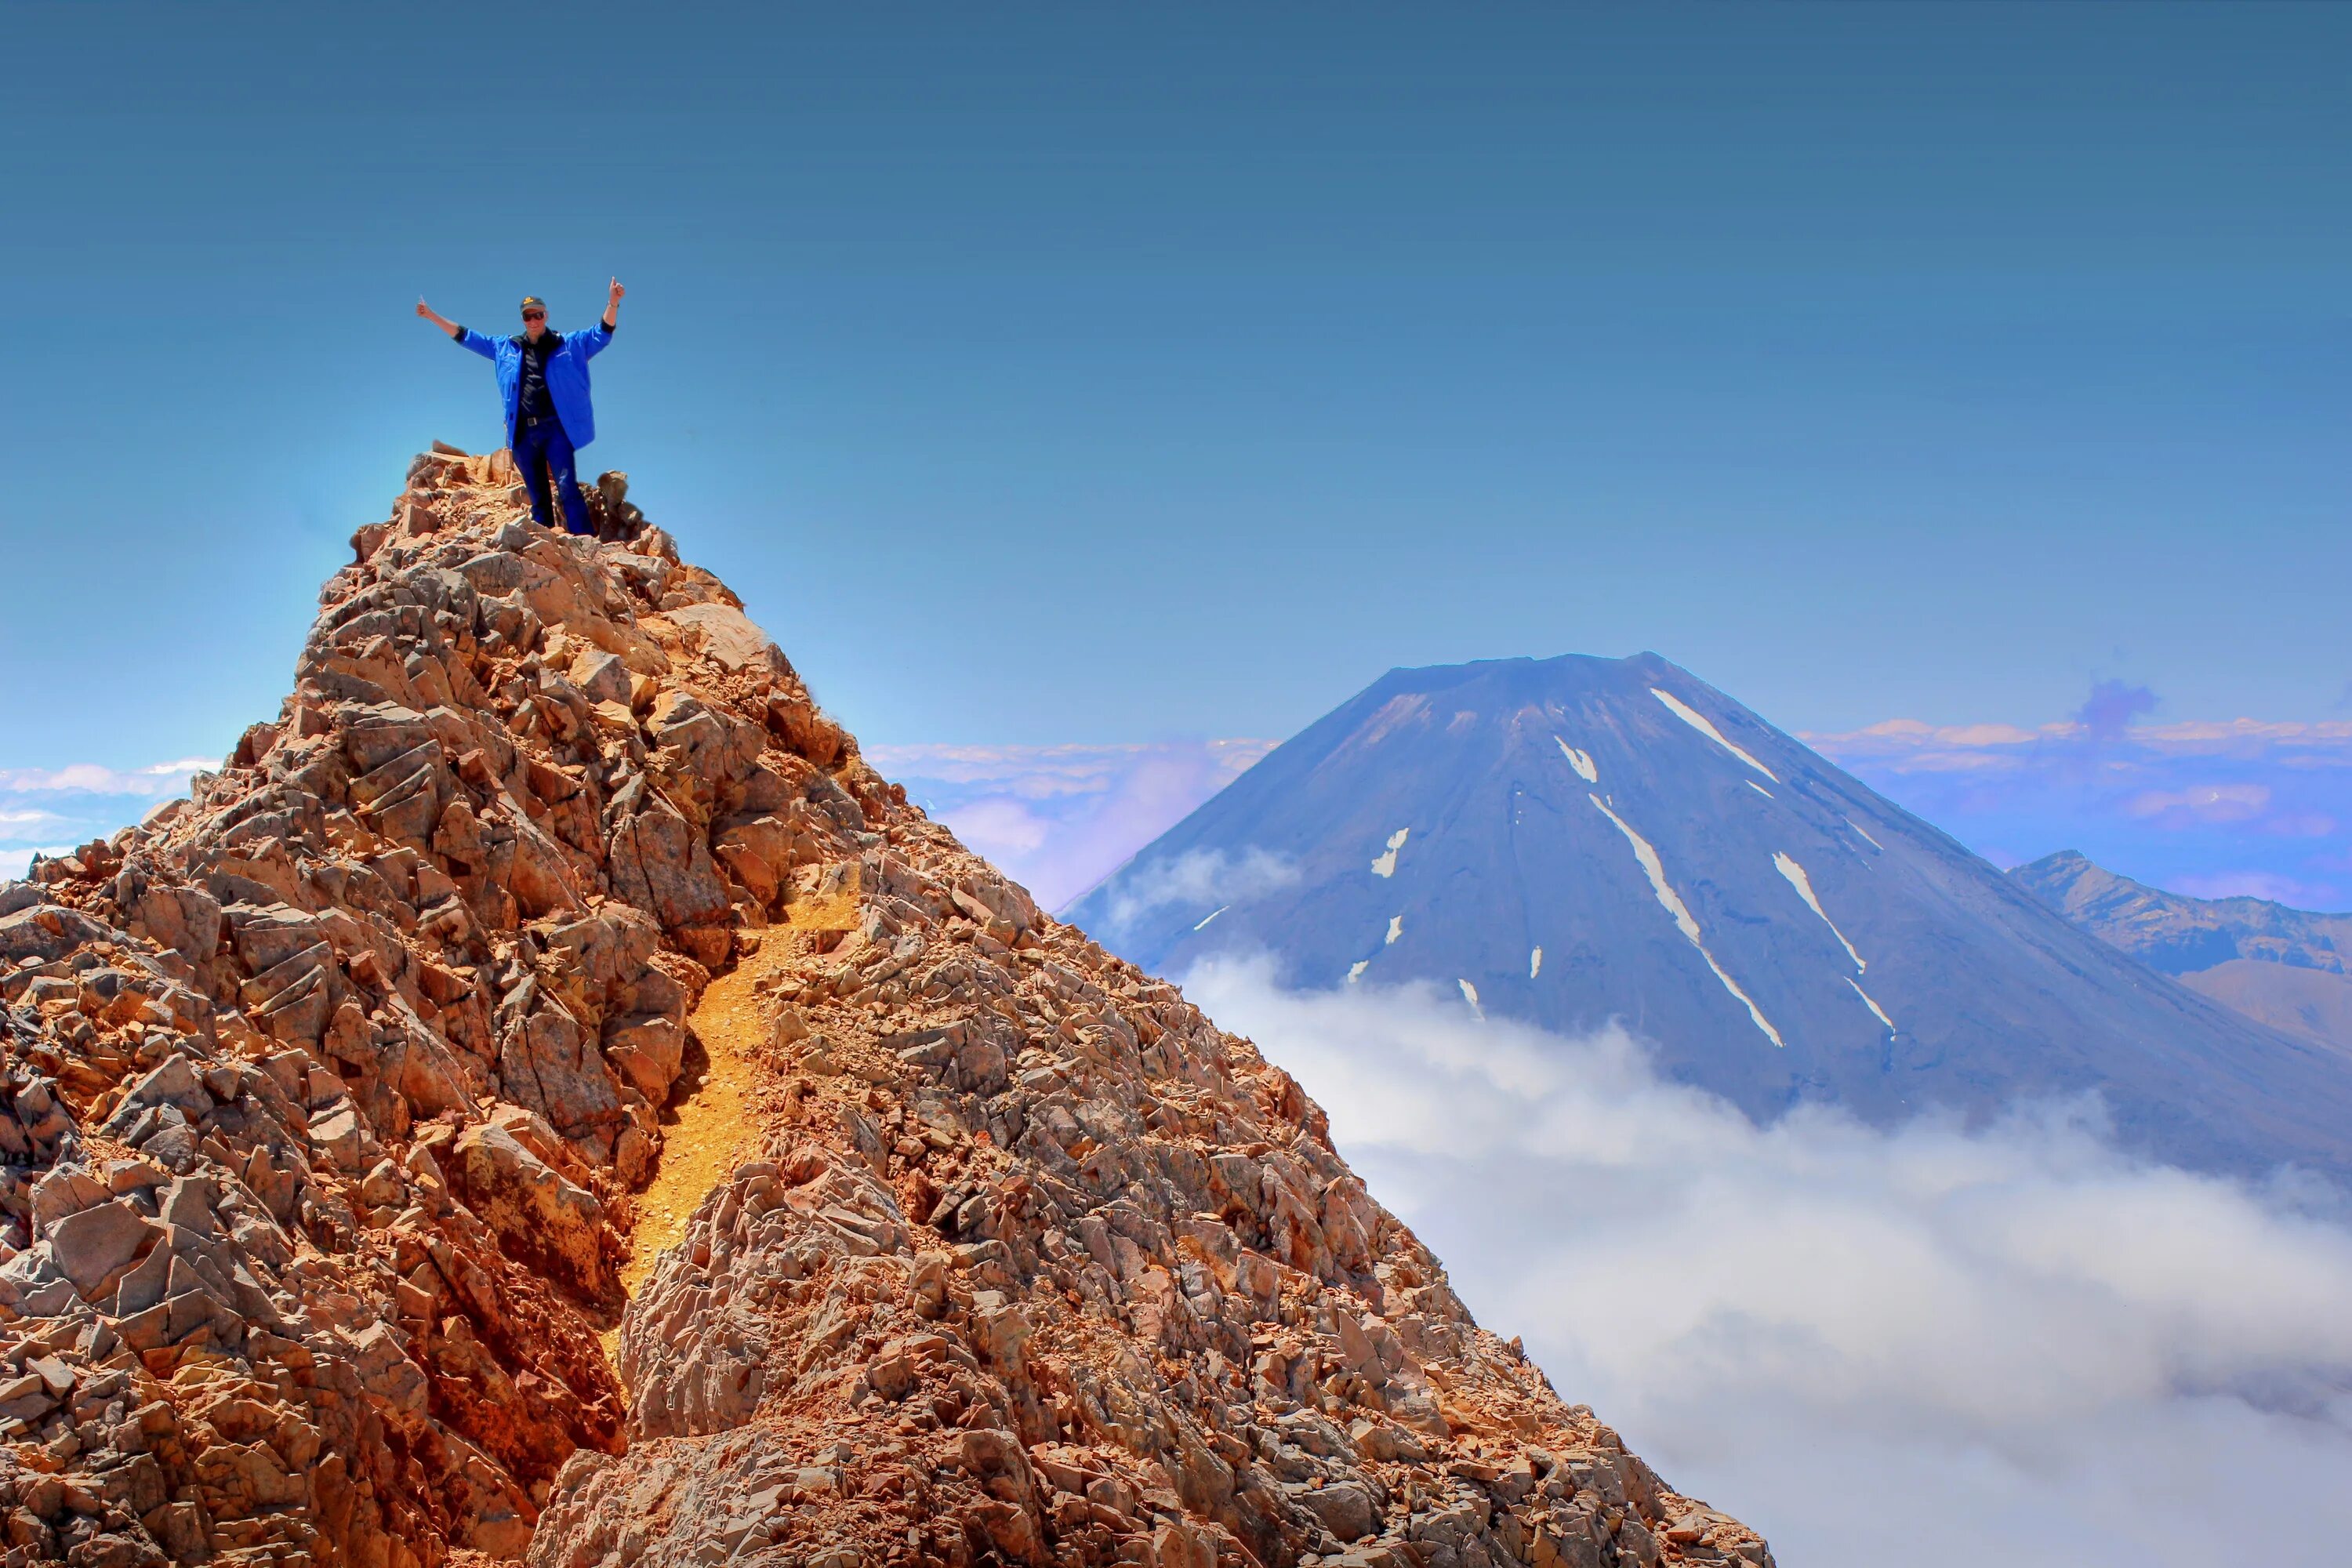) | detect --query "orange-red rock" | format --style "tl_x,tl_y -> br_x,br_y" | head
0,452 -> 1770,1568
